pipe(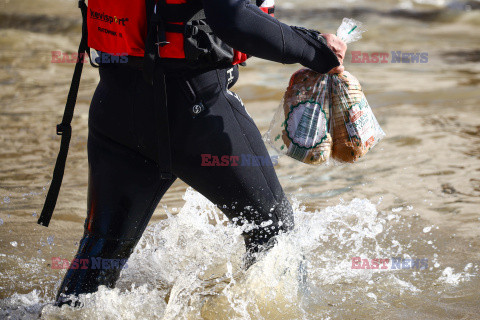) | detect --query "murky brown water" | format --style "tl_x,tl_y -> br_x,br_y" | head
1,0 -> 479,319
